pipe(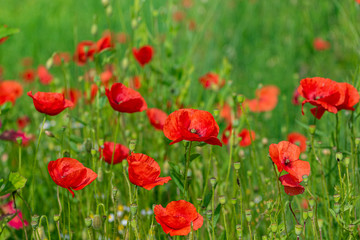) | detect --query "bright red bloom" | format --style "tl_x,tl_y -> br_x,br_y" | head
37,65 -> 53,85
100,69 -> 116,88
17,116 -> 30,129
298,77 -> 359,119
313,38 -> 330,51
53,52 -> 71,66
199,73 -> 225,90
0,81 -> 23,105
27,91 -> 74,116
246,85 -> 280,112
132,45 -> 154,67
99,142 -> 129,164
238,129 -> 255,147
146,108 -> 168,130
48,157 -> 97,197
279,174 -> 305,196
163,109 -> 222,146
105,83 -> 147,113
287,132 -> 307,153
73,41 -> 96,66
0,130 -> 33,146
96,32 -> 114,53
154,200 -> 203,236
127,153 -> 171,190
269,141 -> 310,182
21,69 -> 36,83
0,201 -> 29,229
